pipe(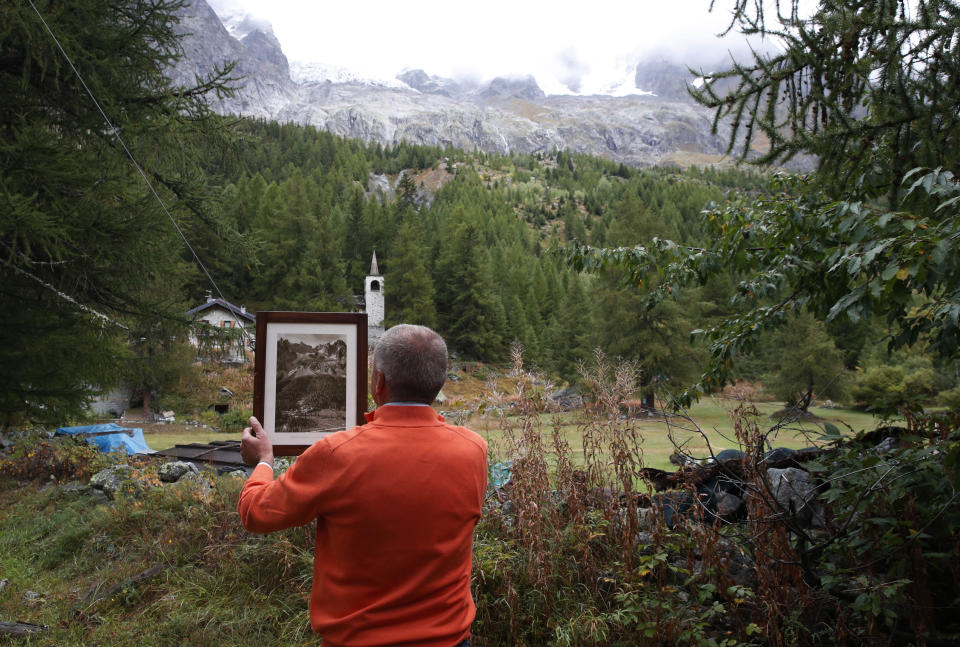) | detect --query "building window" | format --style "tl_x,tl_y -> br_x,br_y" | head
371,280 -> 380,291
221,320 -> 234,328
